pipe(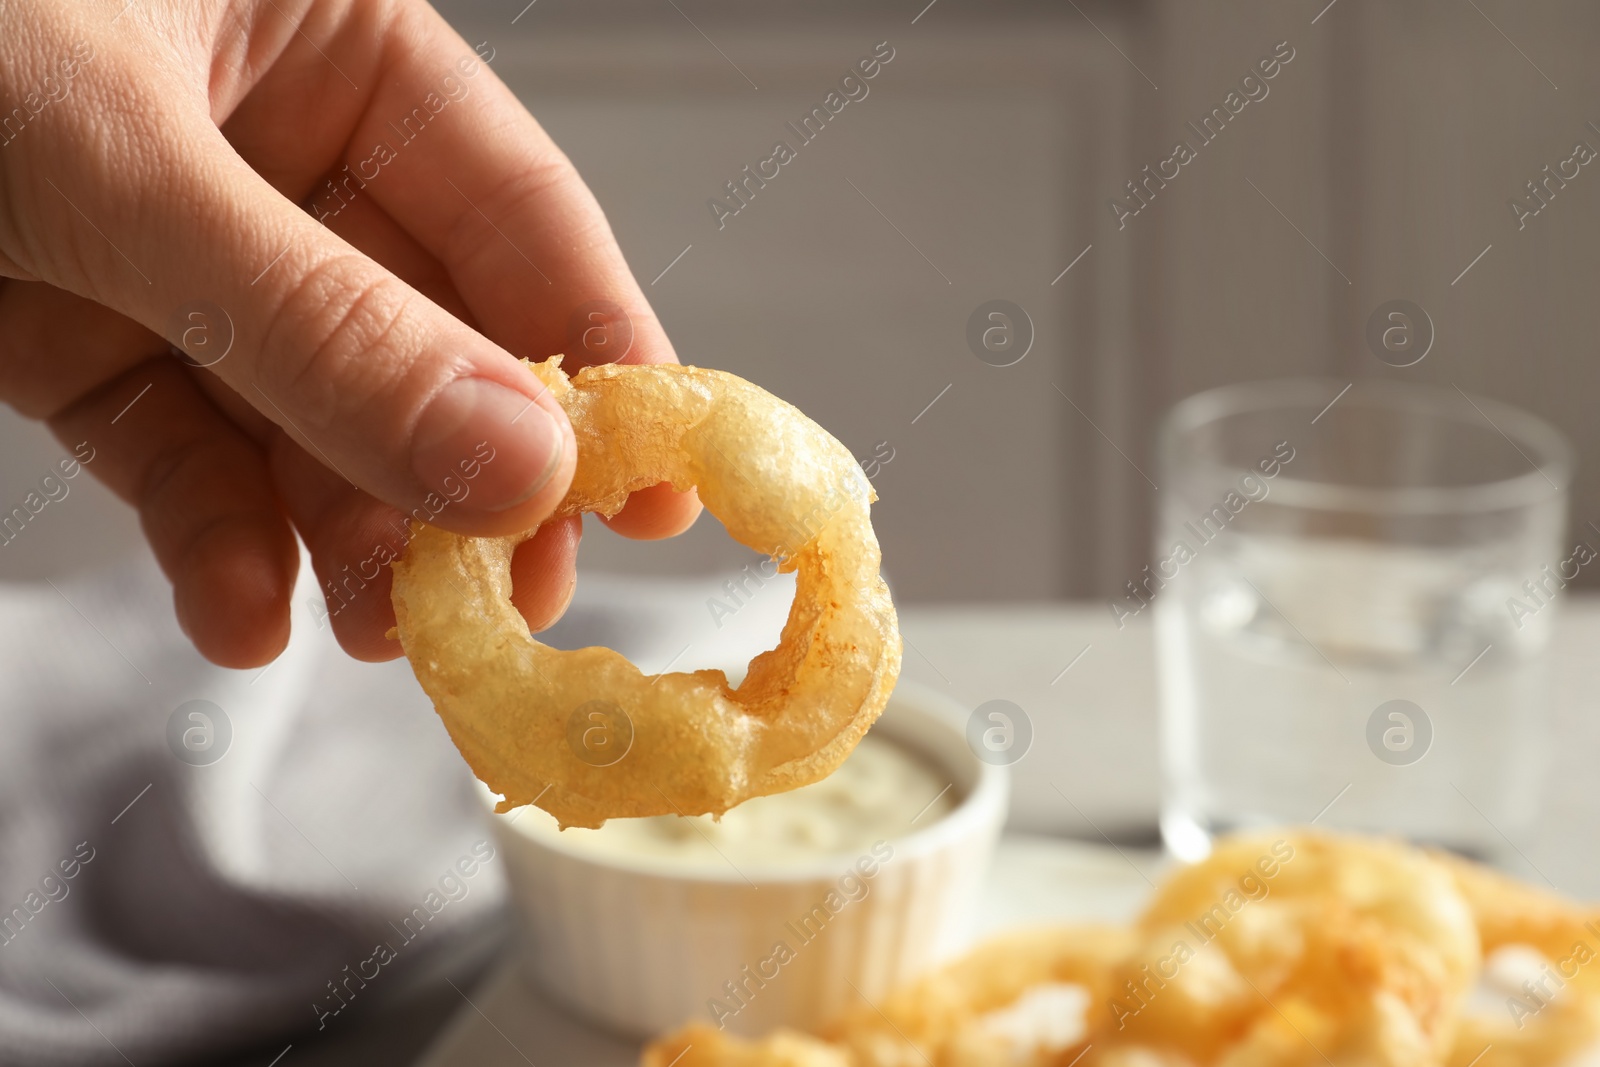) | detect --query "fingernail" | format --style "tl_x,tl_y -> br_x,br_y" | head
412,378 -> 564,512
